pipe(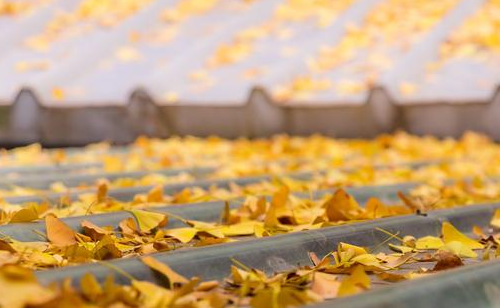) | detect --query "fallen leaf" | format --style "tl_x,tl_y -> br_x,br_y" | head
324,189 -> 361,222
442,222 -> 483,250
129,209 -> 168,232
45,214 -> 77,246
415,236 -> 444,250
376,272 -> 408,282
337,265 -> 370,297
432,250 -> 464,271
311,271 -> 339,299
96,180 -> 109,203
119,217 -> 138,236
93,236 -> 122,260
472,225 -> 485,238
388,243 -> 415,253
147,185 -> 164,203
80,272 -> 103,301
440,241 -> 477,258
142,256 -> 189,288
81,220 -> 113,241
0,265 -> 56,308
491,209 -> 500,229
164,227 -> 198,243
9,207 -> 39,223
